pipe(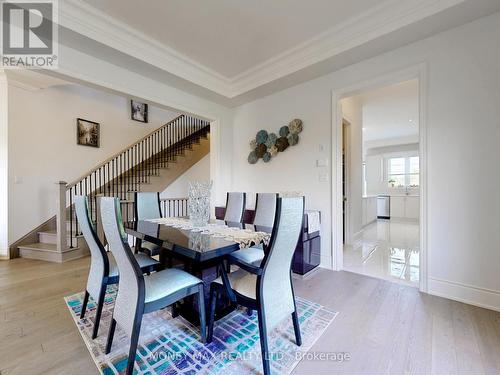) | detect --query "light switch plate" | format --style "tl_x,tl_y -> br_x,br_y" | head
316,159 -> 328,167
319,172 -> 329,182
